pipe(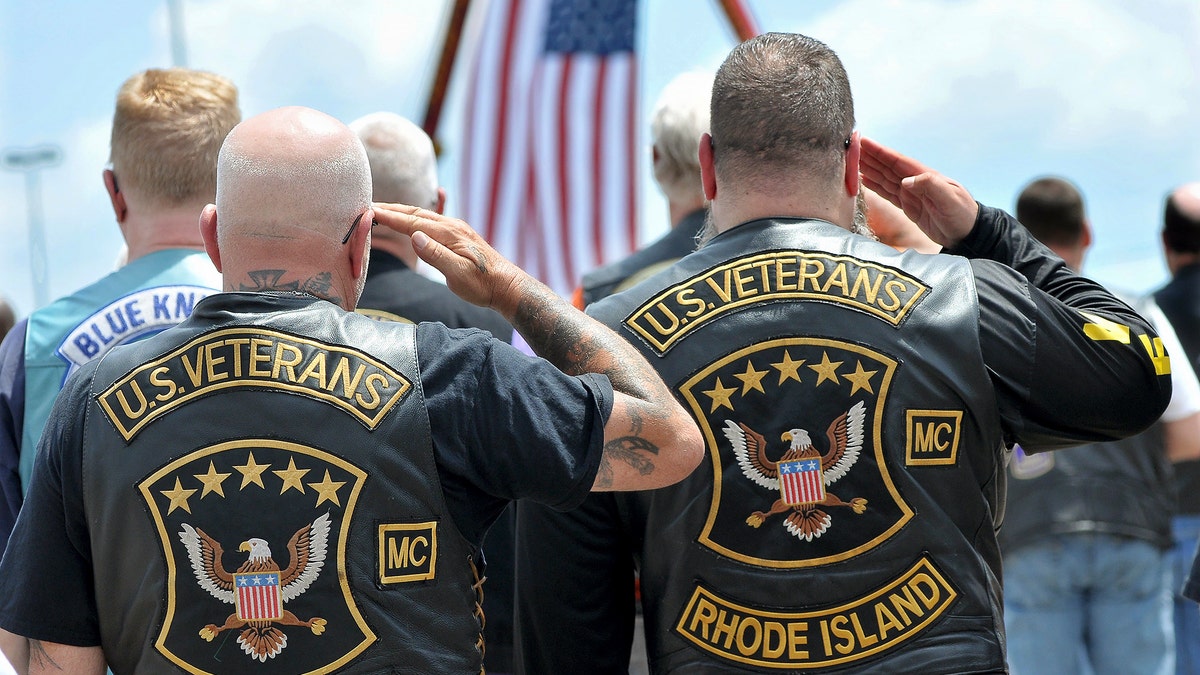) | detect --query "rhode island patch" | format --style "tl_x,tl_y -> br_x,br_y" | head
140,438 -> 374,673
680,337 -> 913,568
